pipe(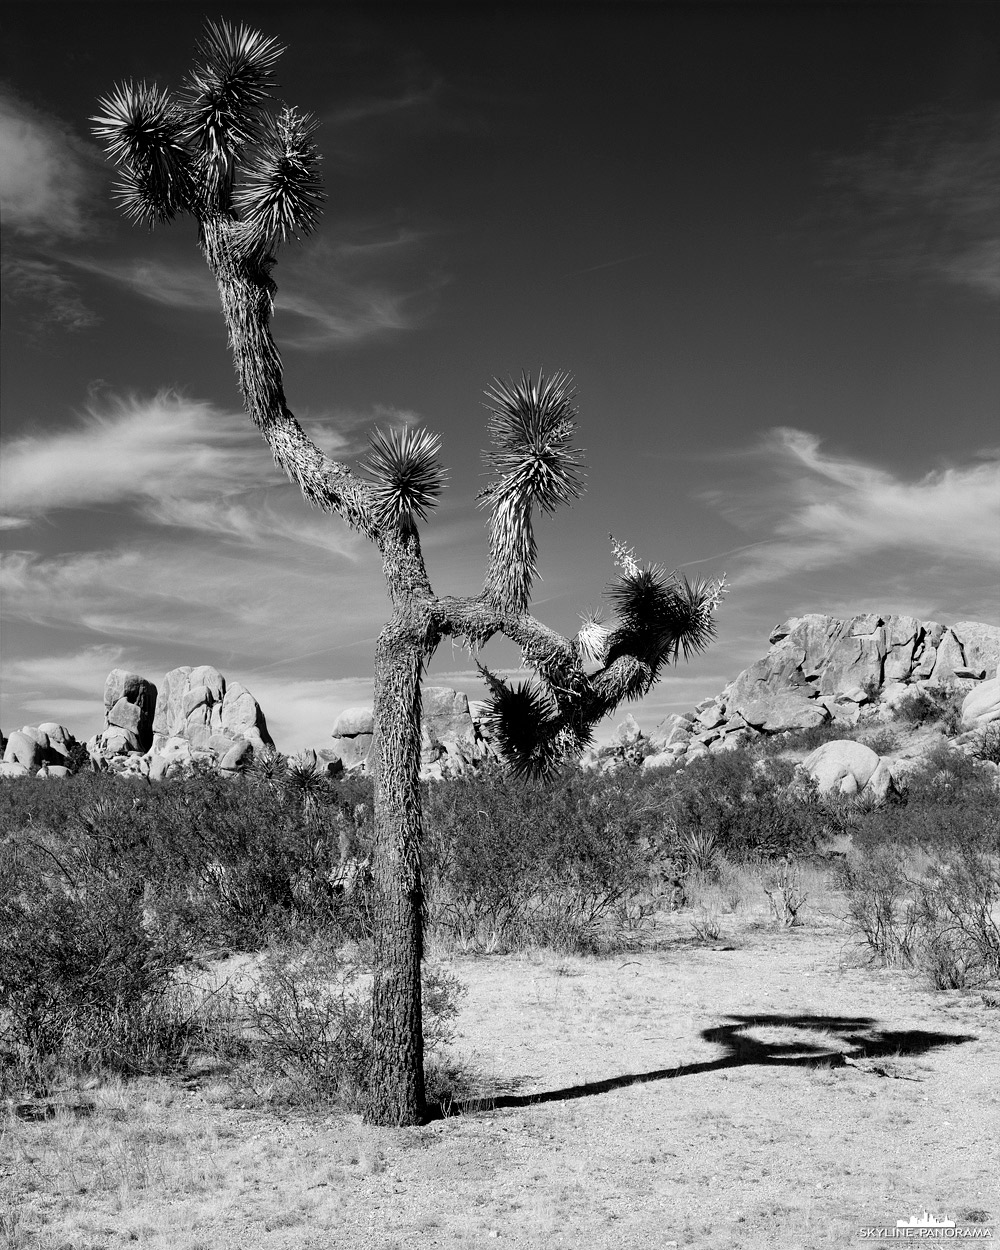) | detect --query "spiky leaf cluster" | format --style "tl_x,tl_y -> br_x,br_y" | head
234,107 -> 324,249
575,611 -> 609,665
92,20 -> 321,242
180,21 -> 283,205
480,371 -> 585,609
604,563 -> 723,696
481,371 -> 585,515
92,82 -> 191,225
478,666 -> 565,779
362,427 -> 447,526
